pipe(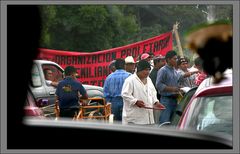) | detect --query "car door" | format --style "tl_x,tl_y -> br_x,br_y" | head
41,63 -> 63,105
29,63 -> 47,102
